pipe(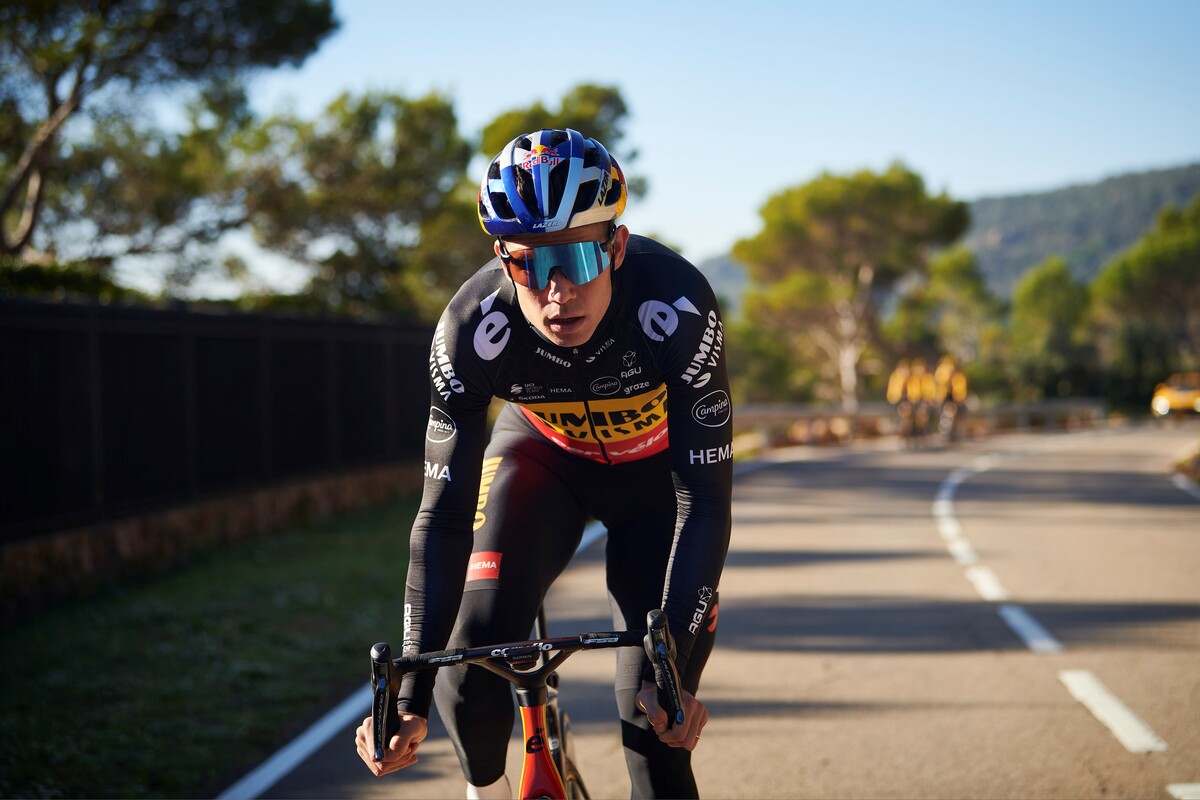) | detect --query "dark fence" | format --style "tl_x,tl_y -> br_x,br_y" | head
0,298 -> 433,542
